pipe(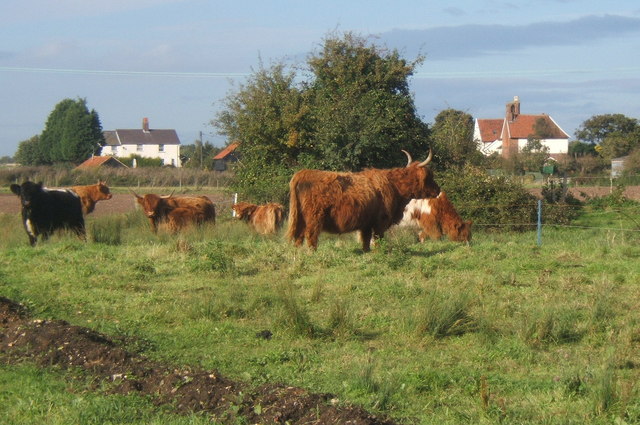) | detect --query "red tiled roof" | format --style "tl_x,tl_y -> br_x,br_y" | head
506,115 -> 569,140
75,156 -> 127,170
214,142 -> 240,160
476,119 -> 503,142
